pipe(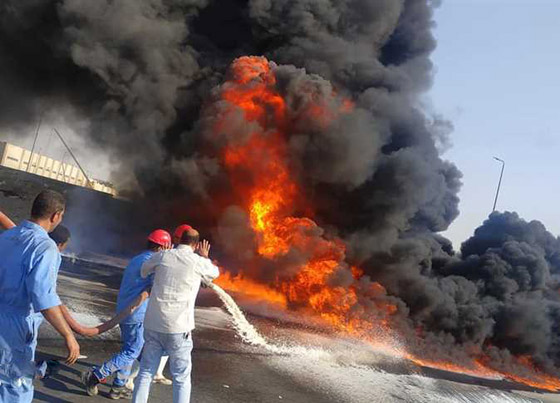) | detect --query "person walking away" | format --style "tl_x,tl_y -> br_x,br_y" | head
0,209 -> 76,379
0,190 -> 80,402
125,224 -> 195,388
119,224 -> 195,388
81,229 -> 172,399
146,223 -> 194,386
132,228 -> 220,403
